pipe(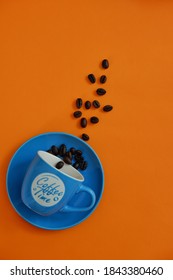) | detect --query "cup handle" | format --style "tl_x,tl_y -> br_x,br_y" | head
60,185 -> 96,212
